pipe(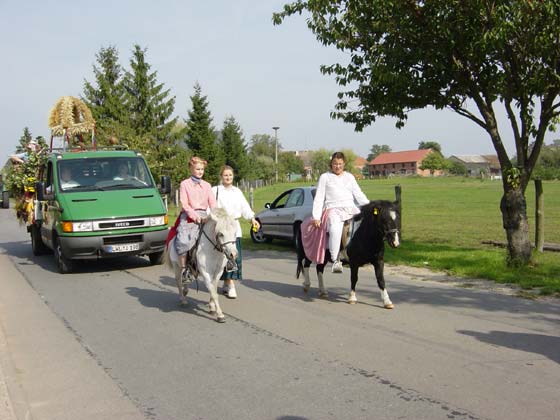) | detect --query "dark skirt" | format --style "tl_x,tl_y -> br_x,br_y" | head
221,237 -> 242,280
